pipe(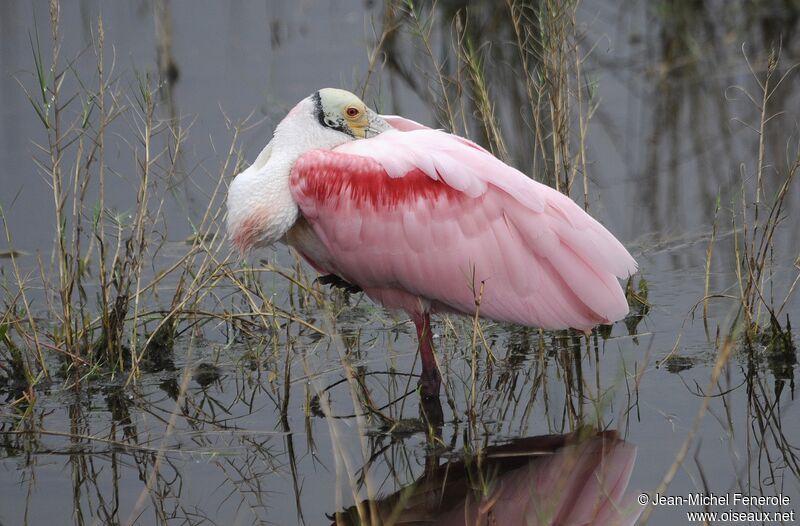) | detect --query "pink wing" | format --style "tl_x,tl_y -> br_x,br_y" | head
289,127 -> 637,330
379,114 -> 432,132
